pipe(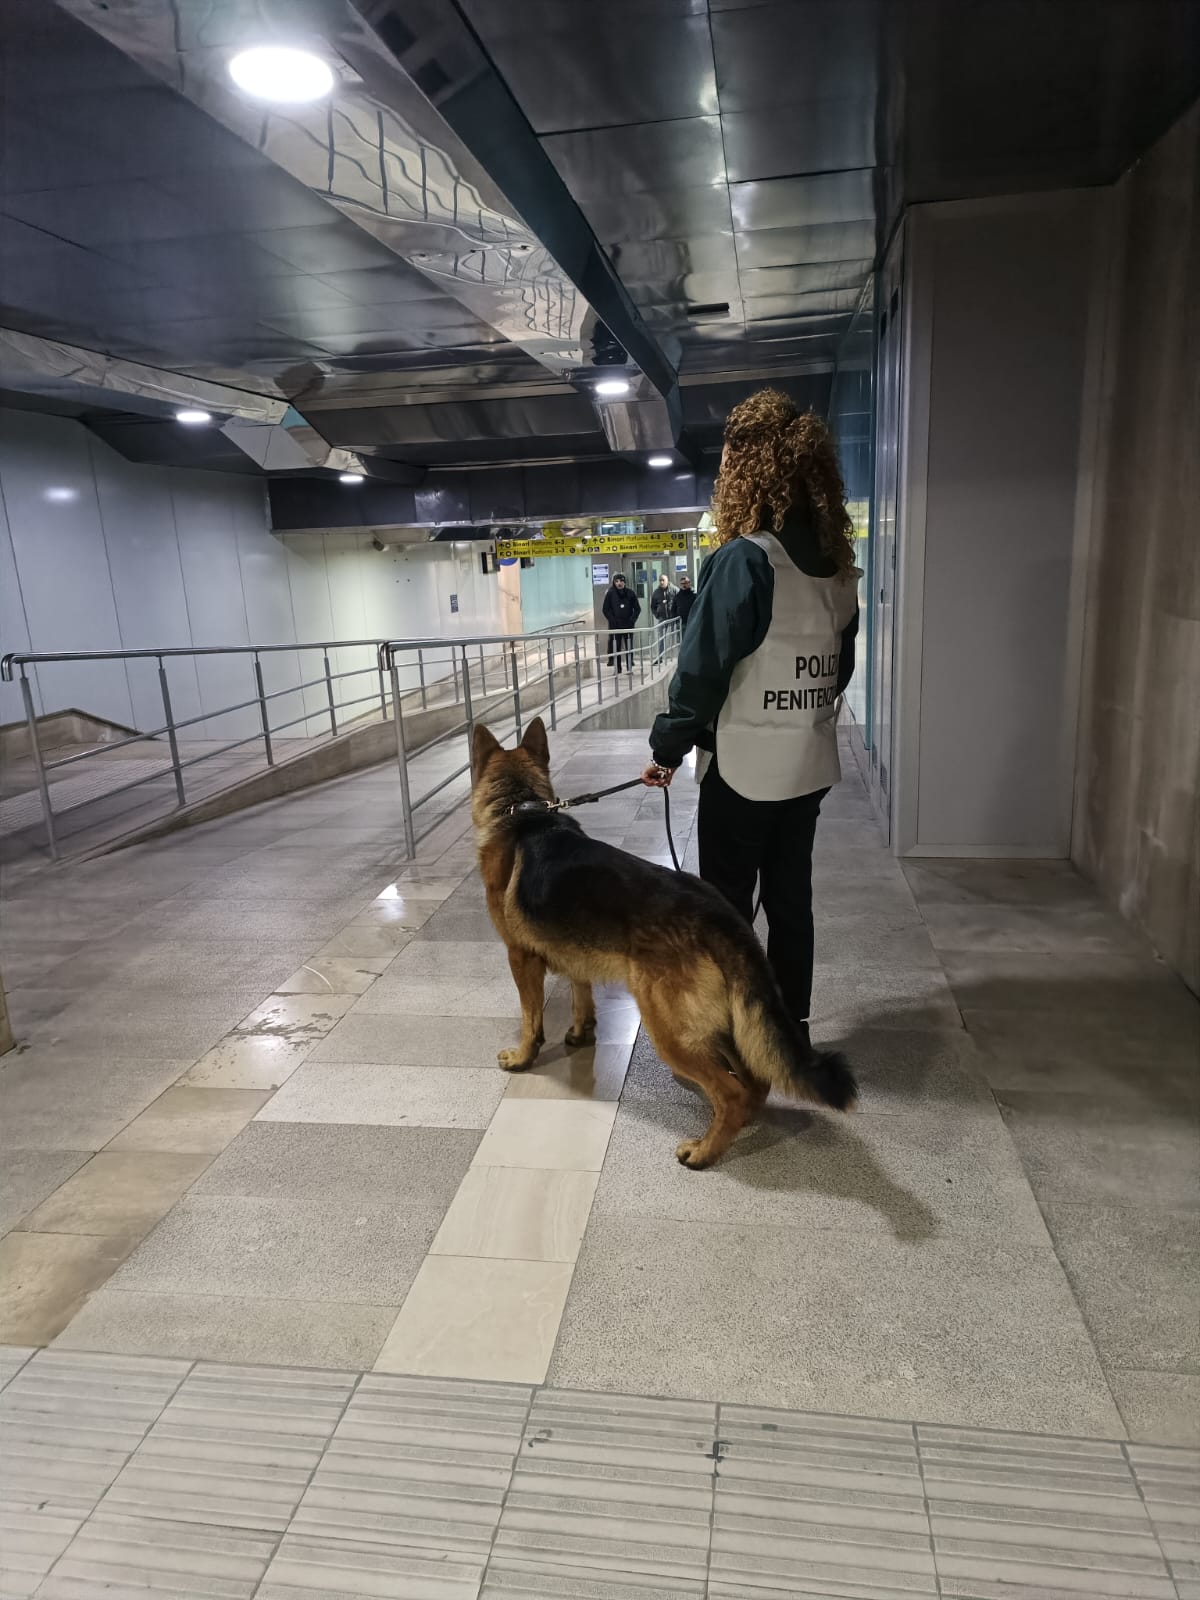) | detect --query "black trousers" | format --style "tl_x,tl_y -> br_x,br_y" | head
607,631 -> 634,671
697,762 -> 828,1022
